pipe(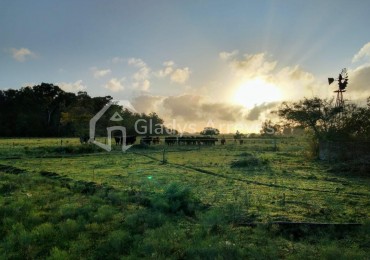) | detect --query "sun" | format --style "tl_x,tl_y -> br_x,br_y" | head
233,78 -> 283,108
